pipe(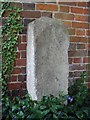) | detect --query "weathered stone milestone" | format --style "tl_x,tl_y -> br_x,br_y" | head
27,17 -> 69,100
